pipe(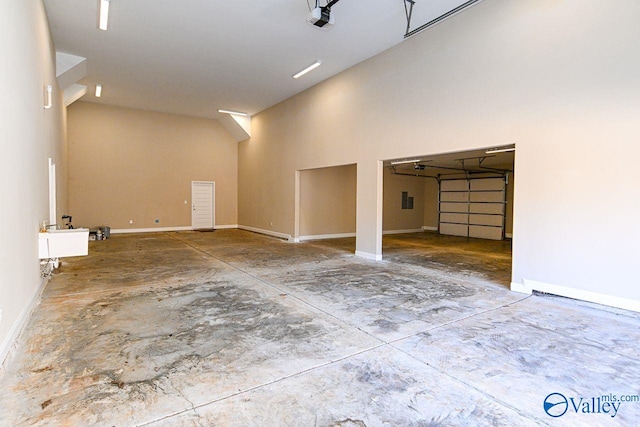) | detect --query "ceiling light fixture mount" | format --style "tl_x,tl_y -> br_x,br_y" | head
293,60 -> 322,79
307,0 -> 342,29
218,109 -> 248,117
99,0 -> 110,30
